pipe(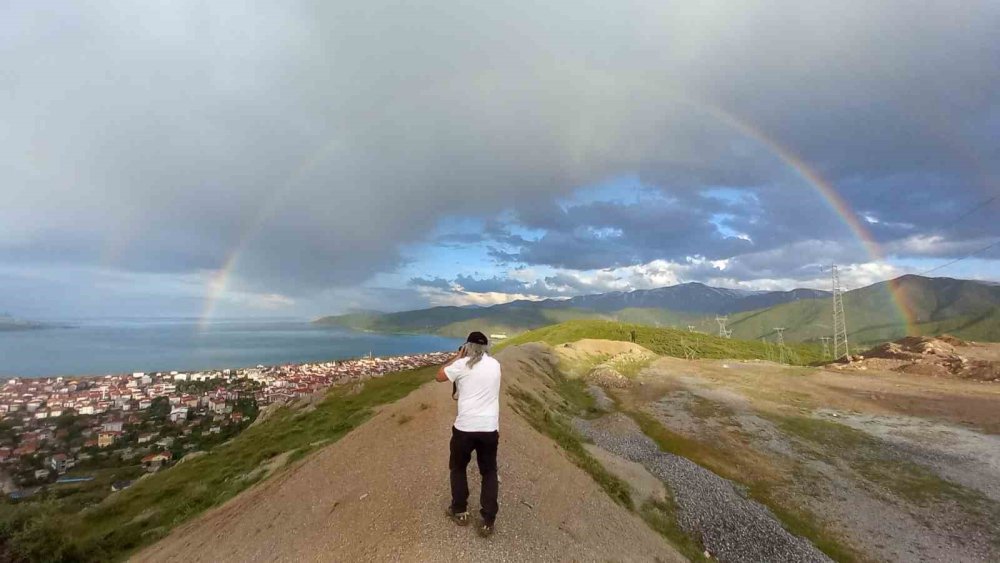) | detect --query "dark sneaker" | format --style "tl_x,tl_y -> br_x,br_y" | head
477,520 -> 495,538
446,507 -> 470,526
